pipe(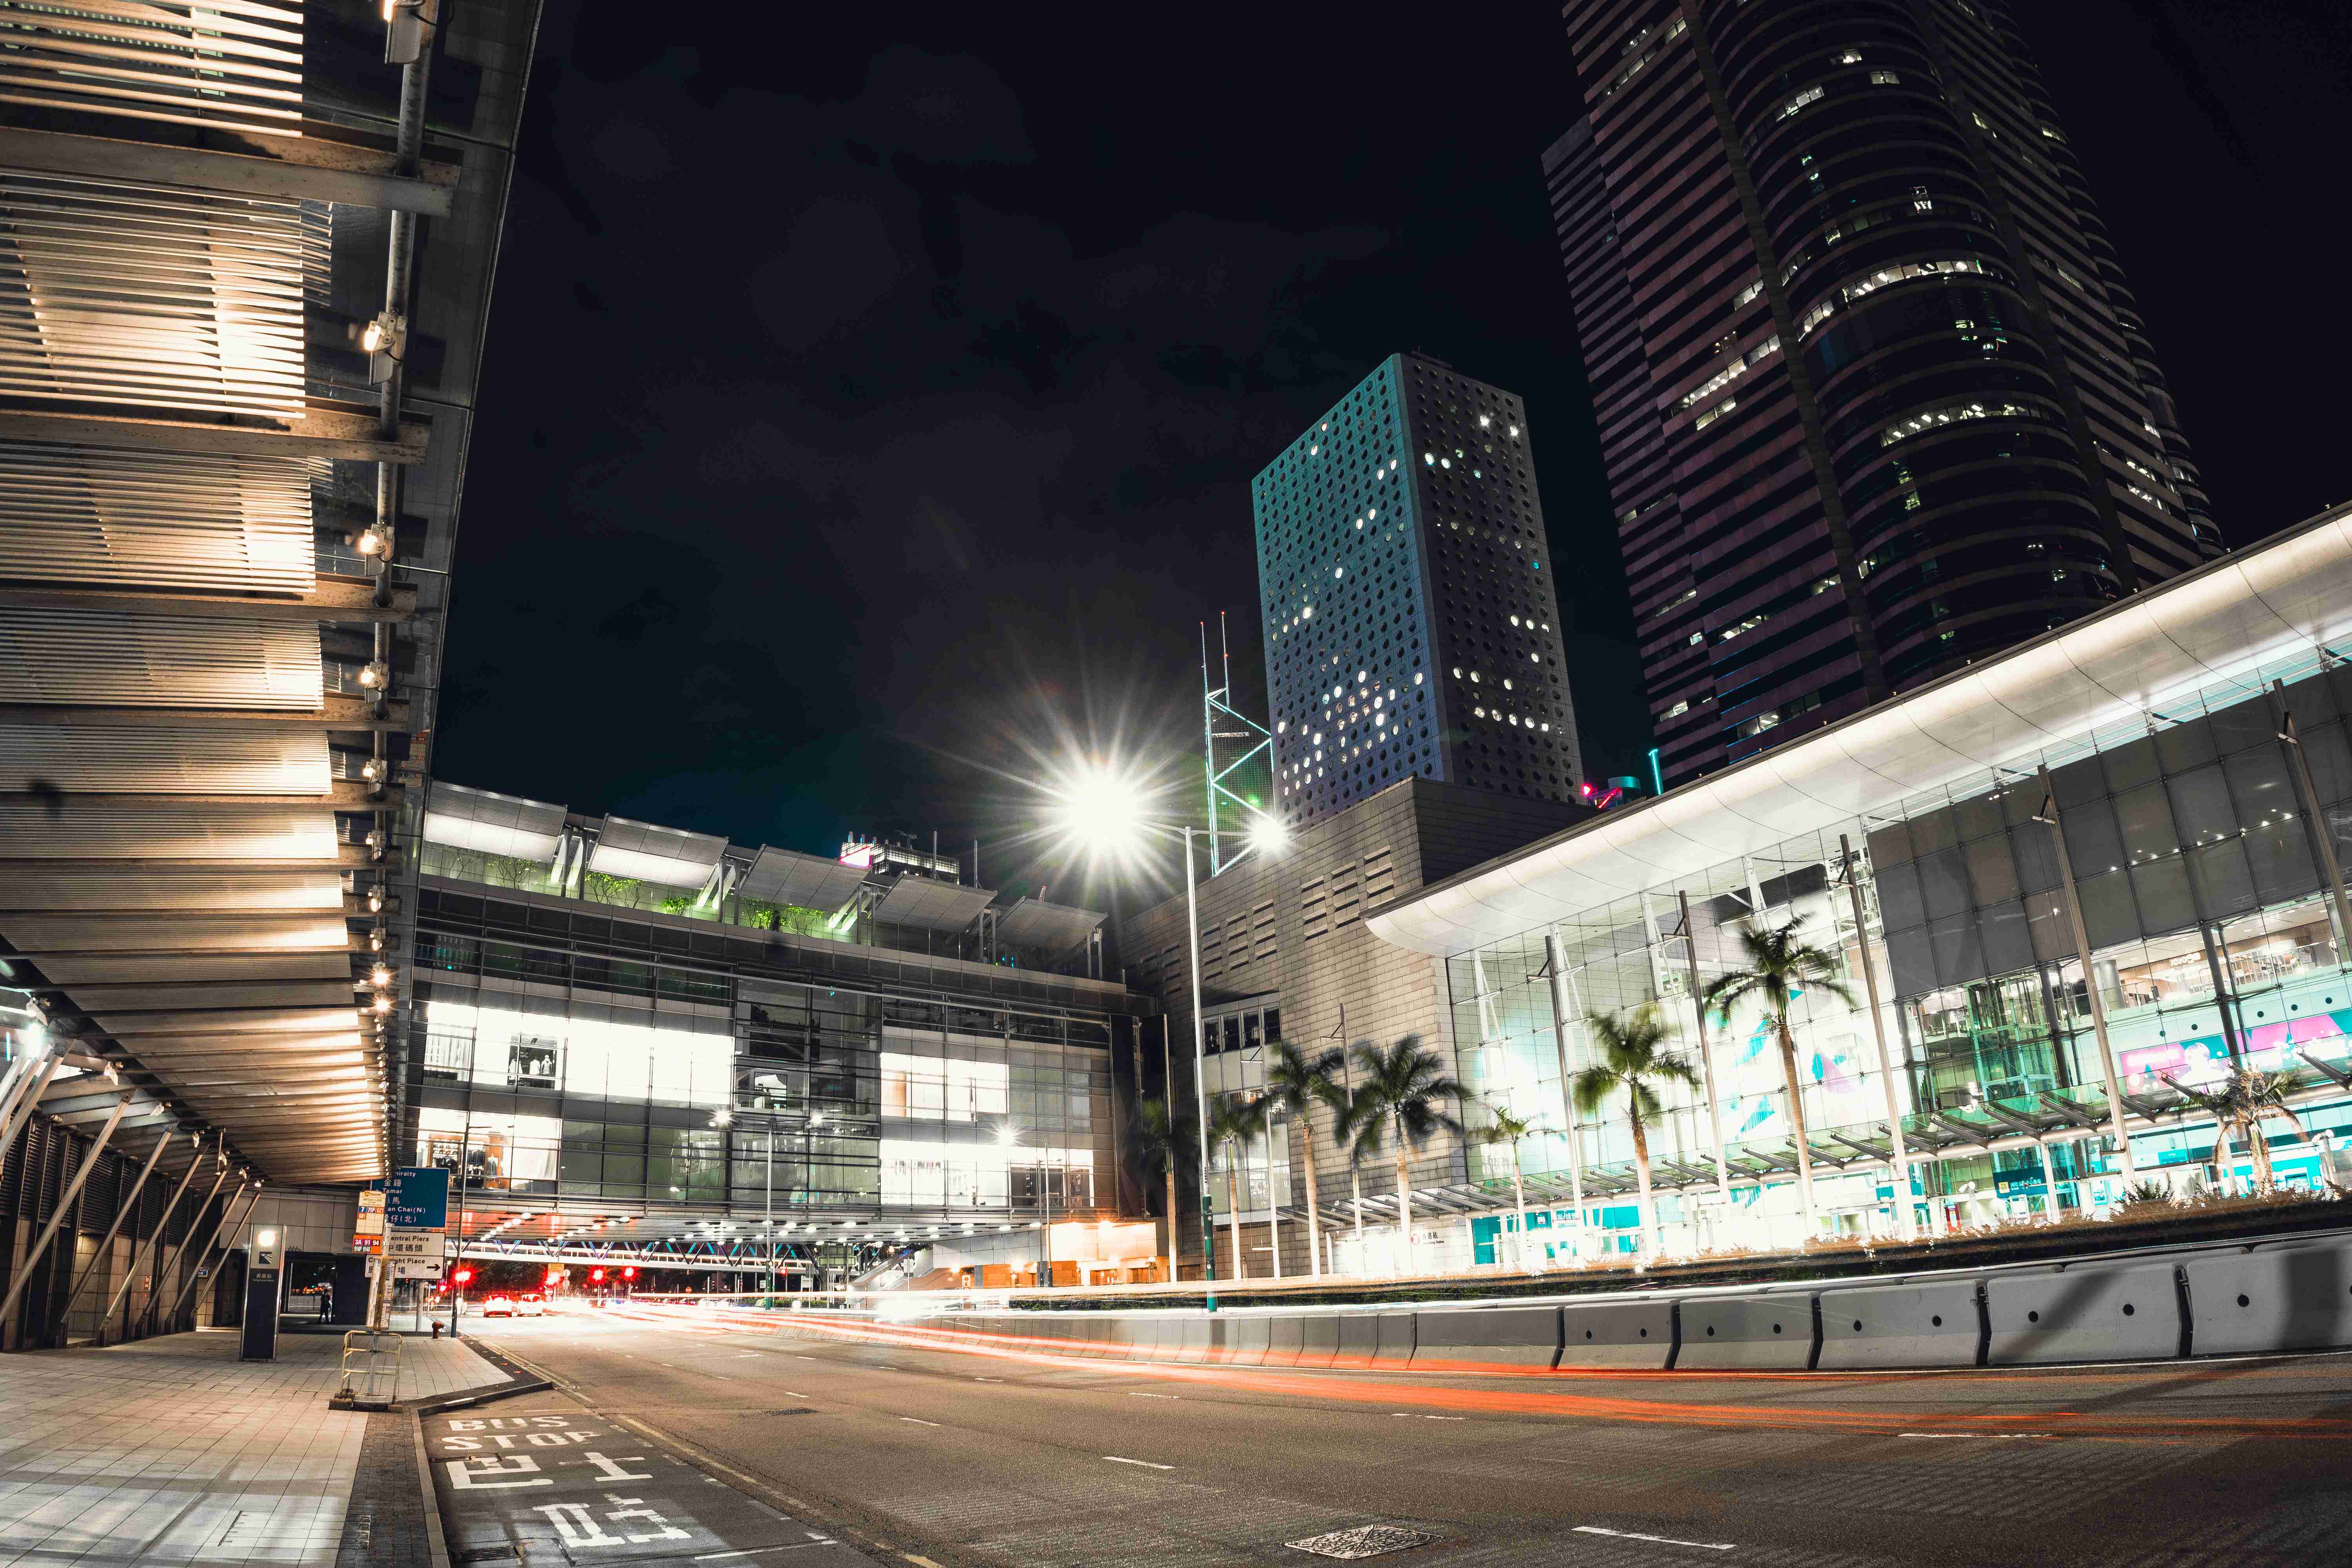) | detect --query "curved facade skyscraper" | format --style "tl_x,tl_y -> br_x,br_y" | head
1545,0 -> 2218,787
